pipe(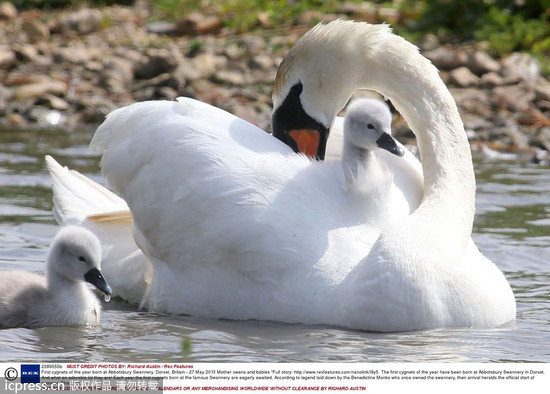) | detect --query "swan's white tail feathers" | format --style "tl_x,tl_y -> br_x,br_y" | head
45,155 -> 129,225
